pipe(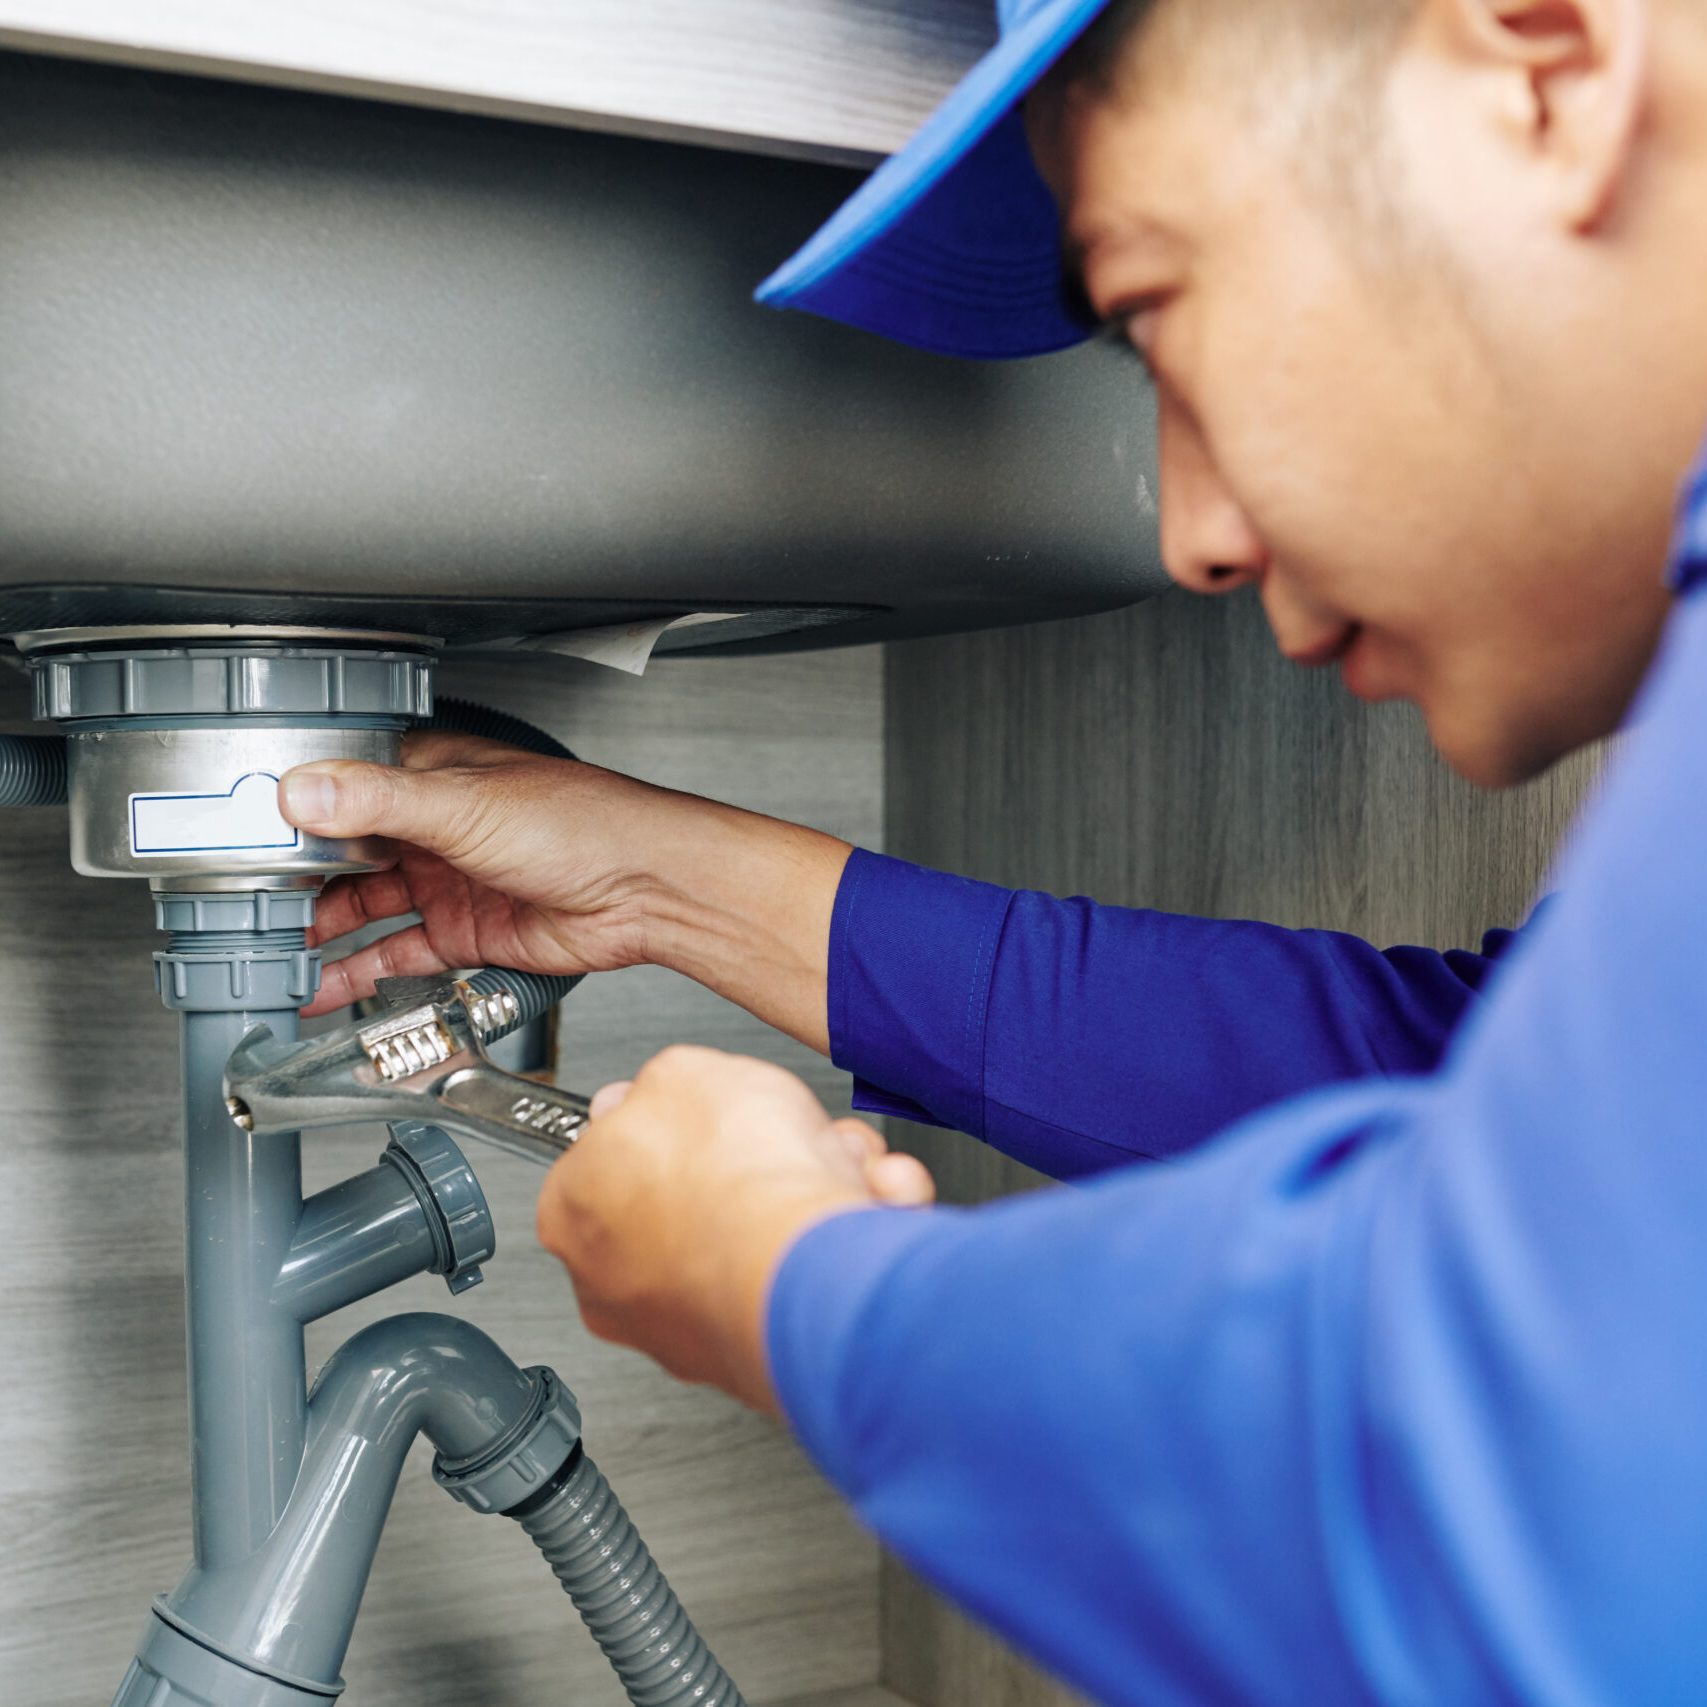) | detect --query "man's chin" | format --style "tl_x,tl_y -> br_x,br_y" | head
1426,706 -> 1581,790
